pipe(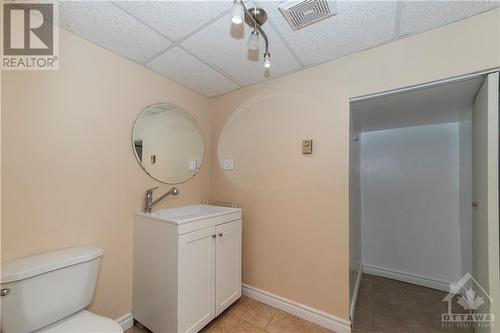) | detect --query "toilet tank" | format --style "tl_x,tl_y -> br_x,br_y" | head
0,245 -> 104,333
